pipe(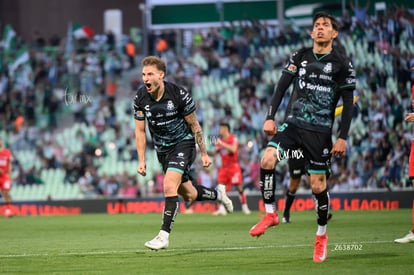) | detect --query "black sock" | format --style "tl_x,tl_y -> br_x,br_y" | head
284,189 -> 296,217
161,196 -> 179,233
260,168 -> 276,204
313,189 -> 330,226
193,184 -> 218,201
